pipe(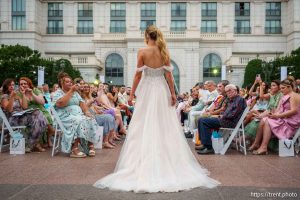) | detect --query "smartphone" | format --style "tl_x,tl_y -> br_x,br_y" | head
256,74 -> 261,81
14,84 -> 19,91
